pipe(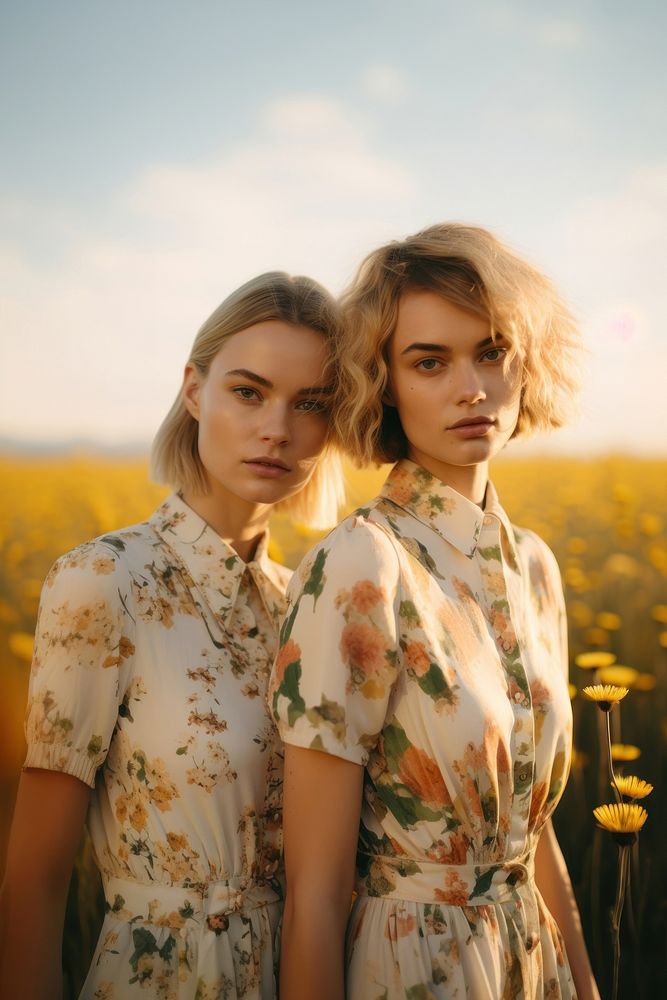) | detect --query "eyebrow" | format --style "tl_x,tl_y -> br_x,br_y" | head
225,368 -> 332,395
400,334 -> 501,356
